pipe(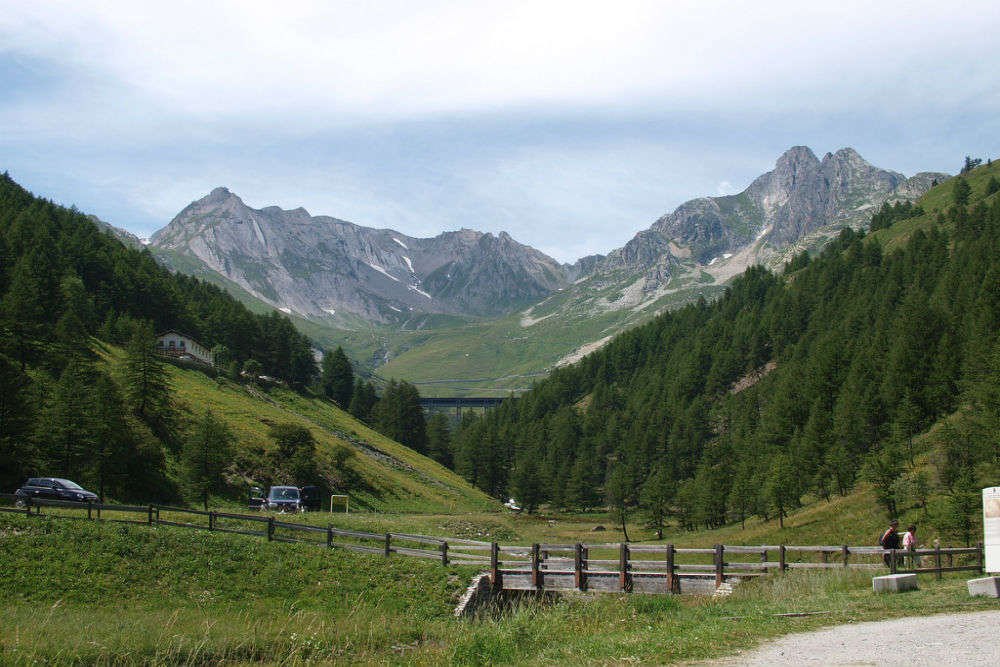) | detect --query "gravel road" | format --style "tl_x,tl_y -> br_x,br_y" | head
700,610 -> 1000,666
